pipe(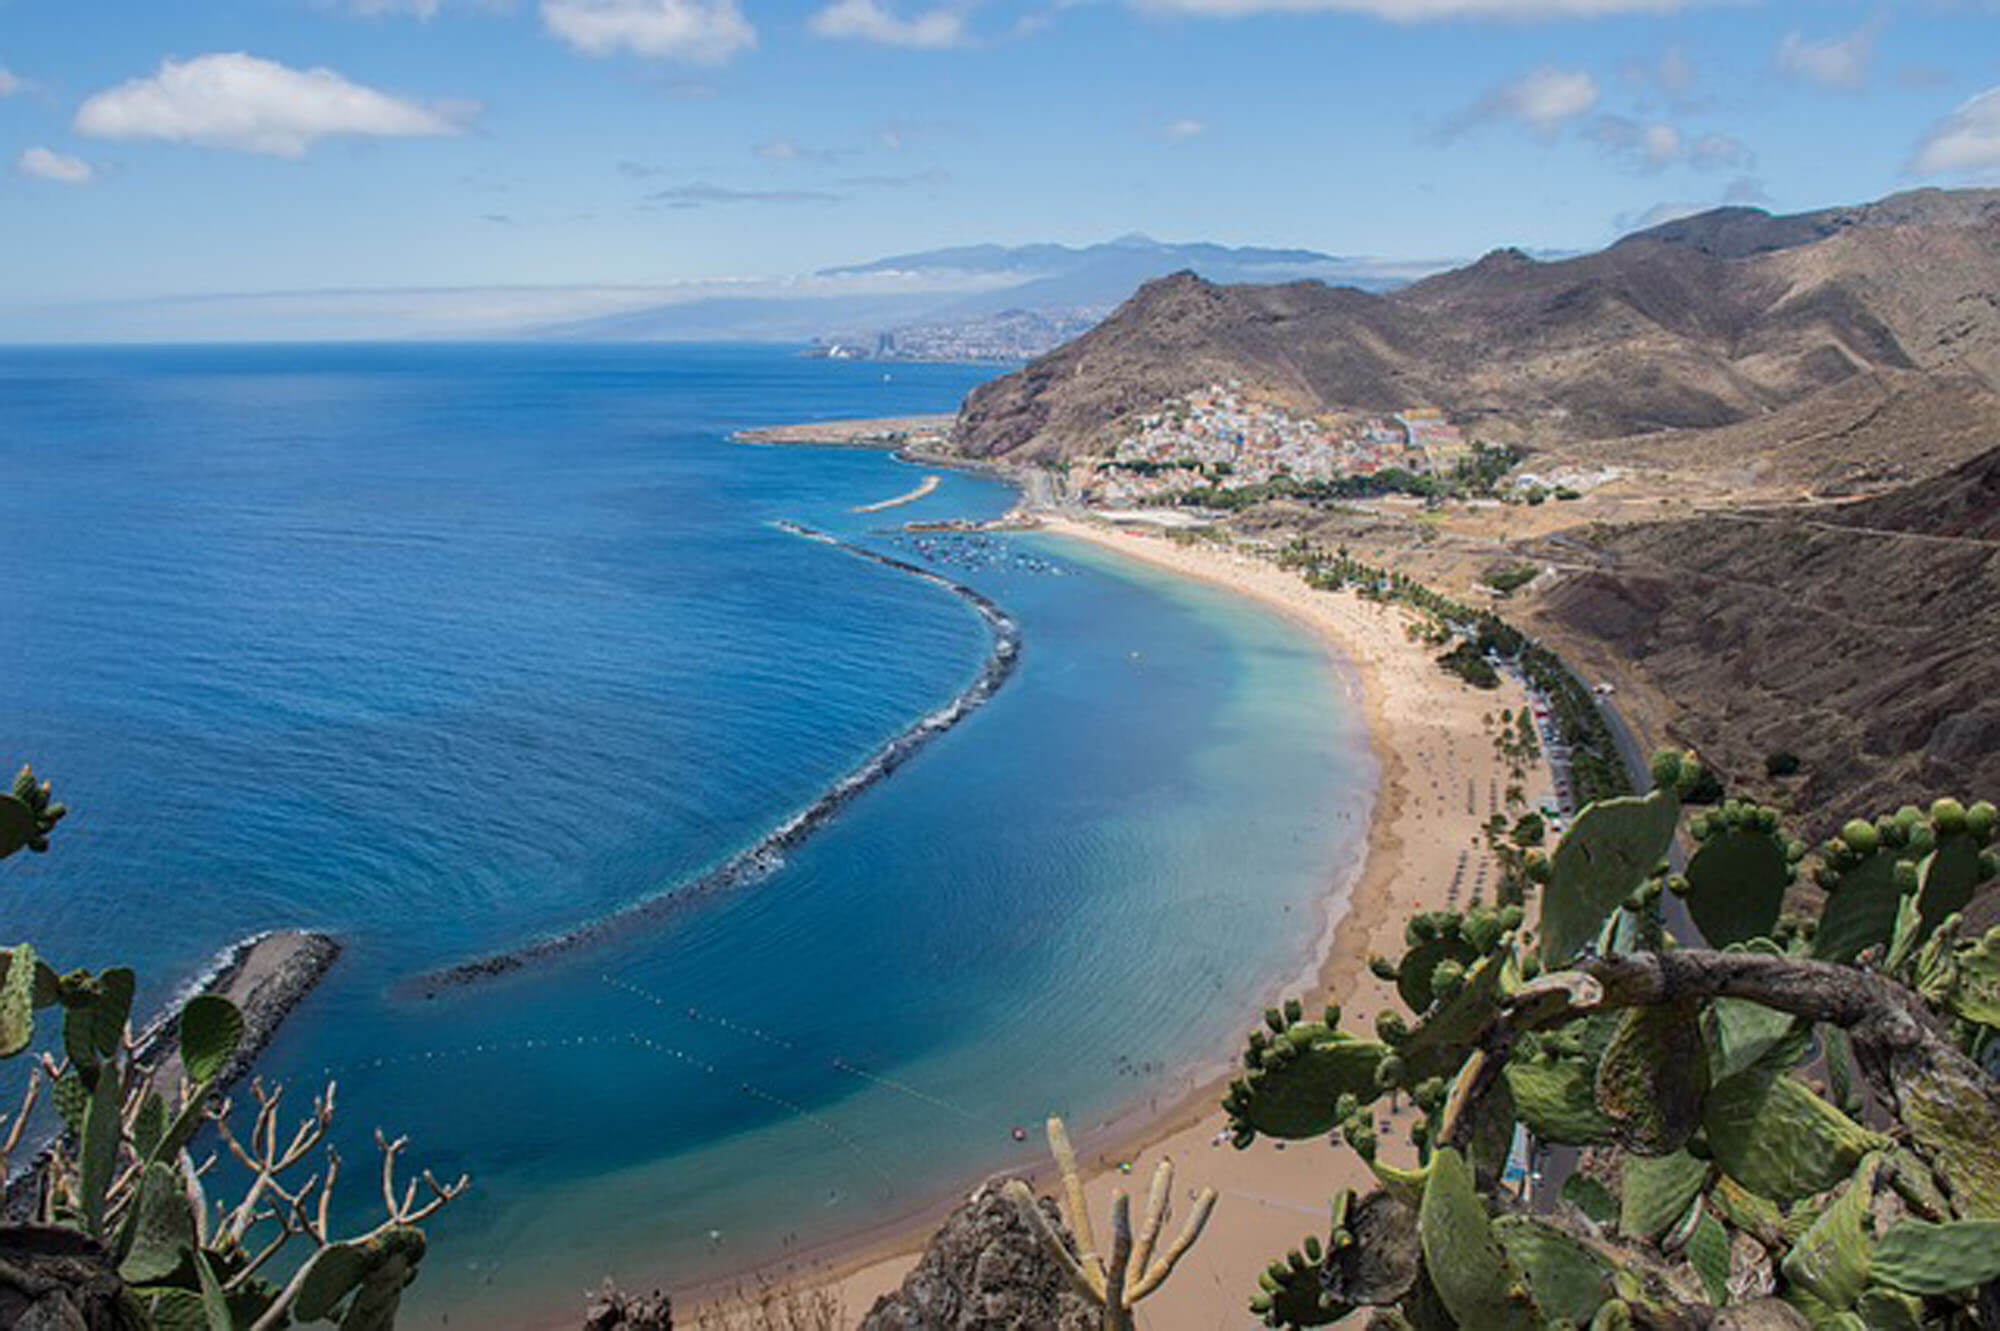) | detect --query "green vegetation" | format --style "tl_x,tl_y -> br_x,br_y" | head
1,764 -> 463,1330
1482,562 -> 1542,597
1766,751 -> 1804,779
1230,752 -> 2000,1329
1278,538 -> 1631,808
1437,642 -> 1501,690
